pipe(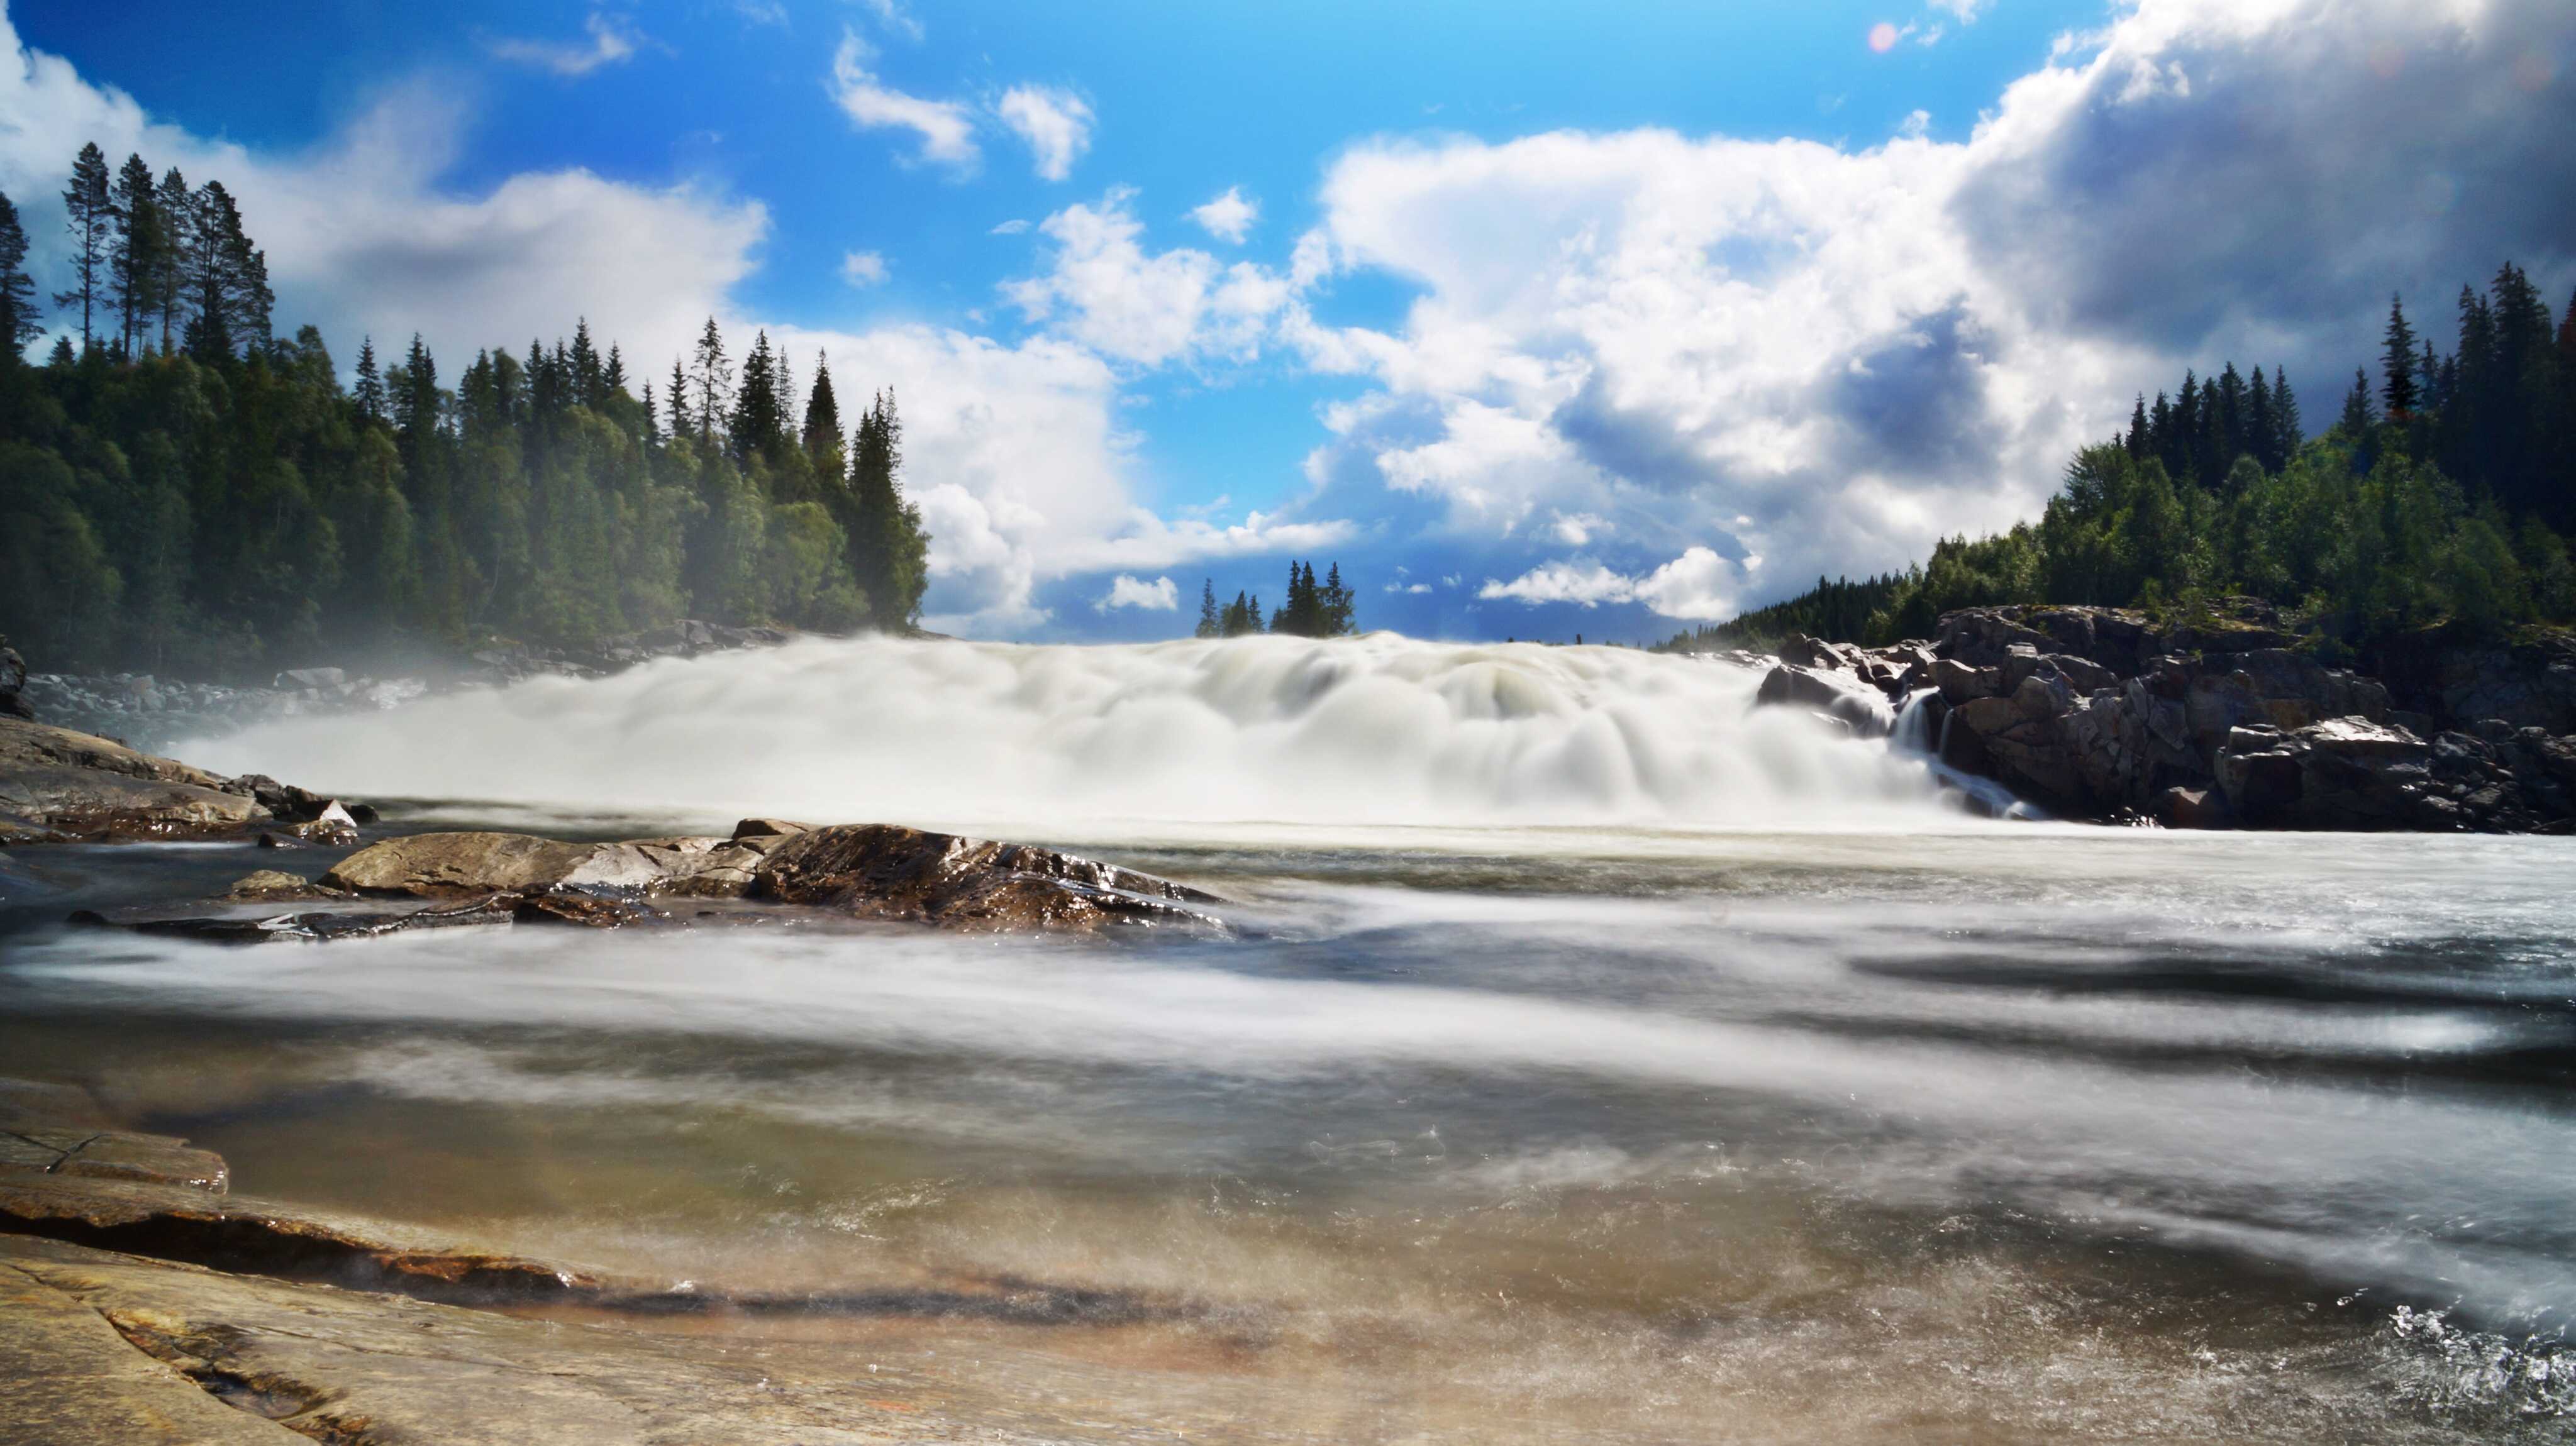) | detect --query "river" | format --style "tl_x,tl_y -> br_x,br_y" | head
3,634 -> 2570,1442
